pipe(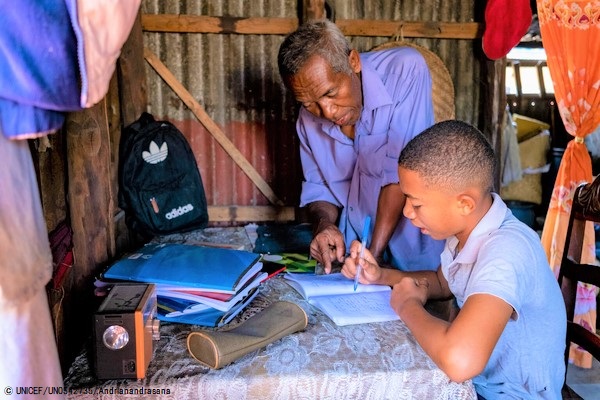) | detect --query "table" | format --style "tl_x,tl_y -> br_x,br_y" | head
64,275 -> 477,400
